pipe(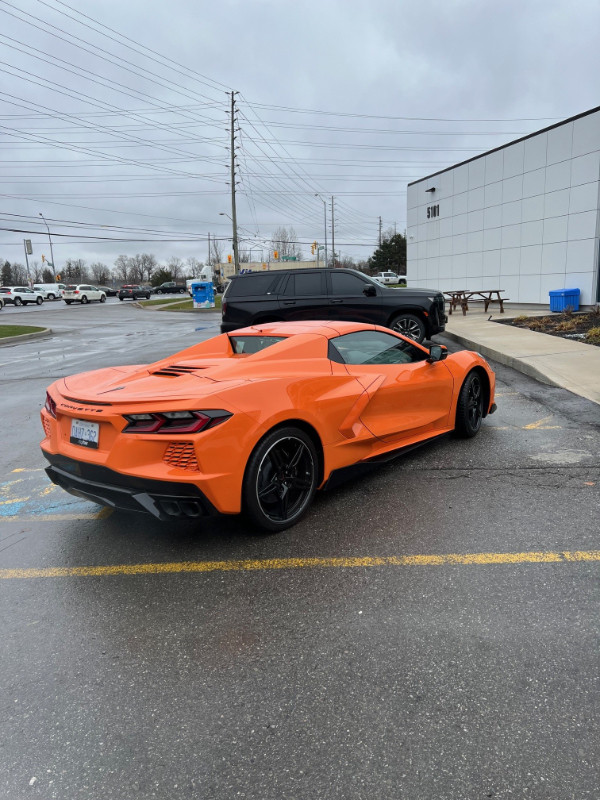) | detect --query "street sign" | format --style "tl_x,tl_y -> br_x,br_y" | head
25,239 -> 33,254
